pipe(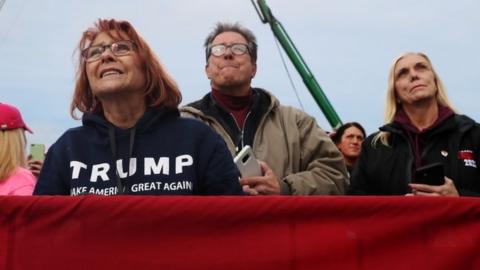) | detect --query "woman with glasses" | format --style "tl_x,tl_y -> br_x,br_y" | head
34,19 -> 242,196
